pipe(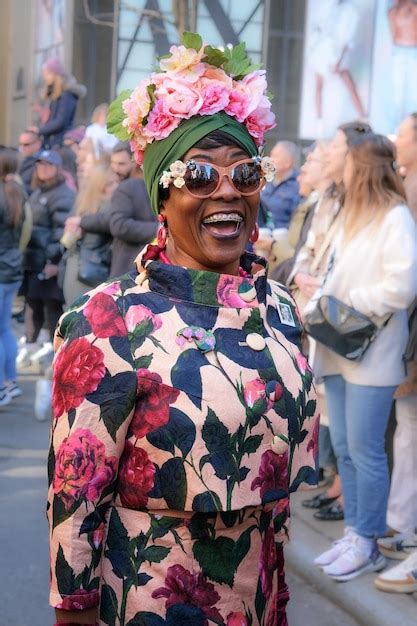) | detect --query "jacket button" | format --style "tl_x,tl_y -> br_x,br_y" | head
246,333 -> 266,351
238,282 -> 257,302
265,380 -> 283,402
